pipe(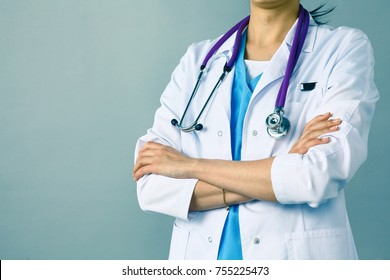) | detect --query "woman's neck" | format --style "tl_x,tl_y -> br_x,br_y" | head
246,0 -> 300,61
